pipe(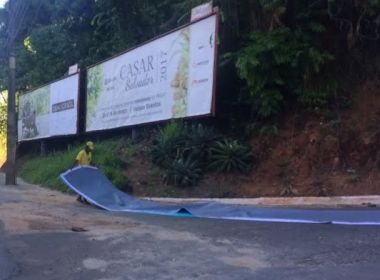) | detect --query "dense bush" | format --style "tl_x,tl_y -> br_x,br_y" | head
150,121 -> 215,187
151,121 -> 186,167
208,139 -> 253,173
183,123 -> 217,162
150,121 -> 253,187
163,156 -> 202,187
236,27 -> 333,121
